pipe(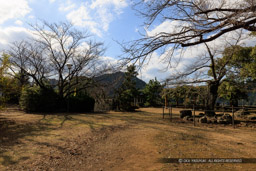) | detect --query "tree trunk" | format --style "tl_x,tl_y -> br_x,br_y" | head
208,81 -> 219,110
230,99 -> 238,107
176,98 -> 179,106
